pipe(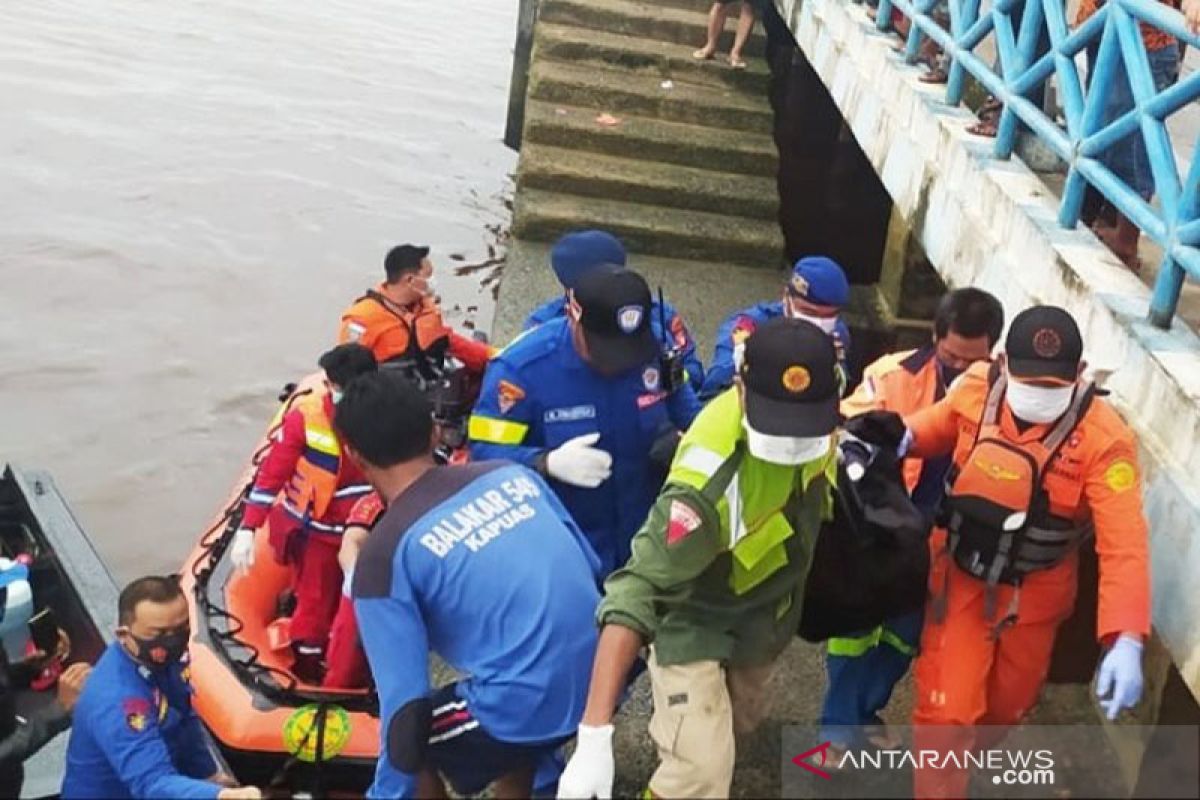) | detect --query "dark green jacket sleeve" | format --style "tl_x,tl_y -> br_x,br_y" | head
597,484 -> 722,639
